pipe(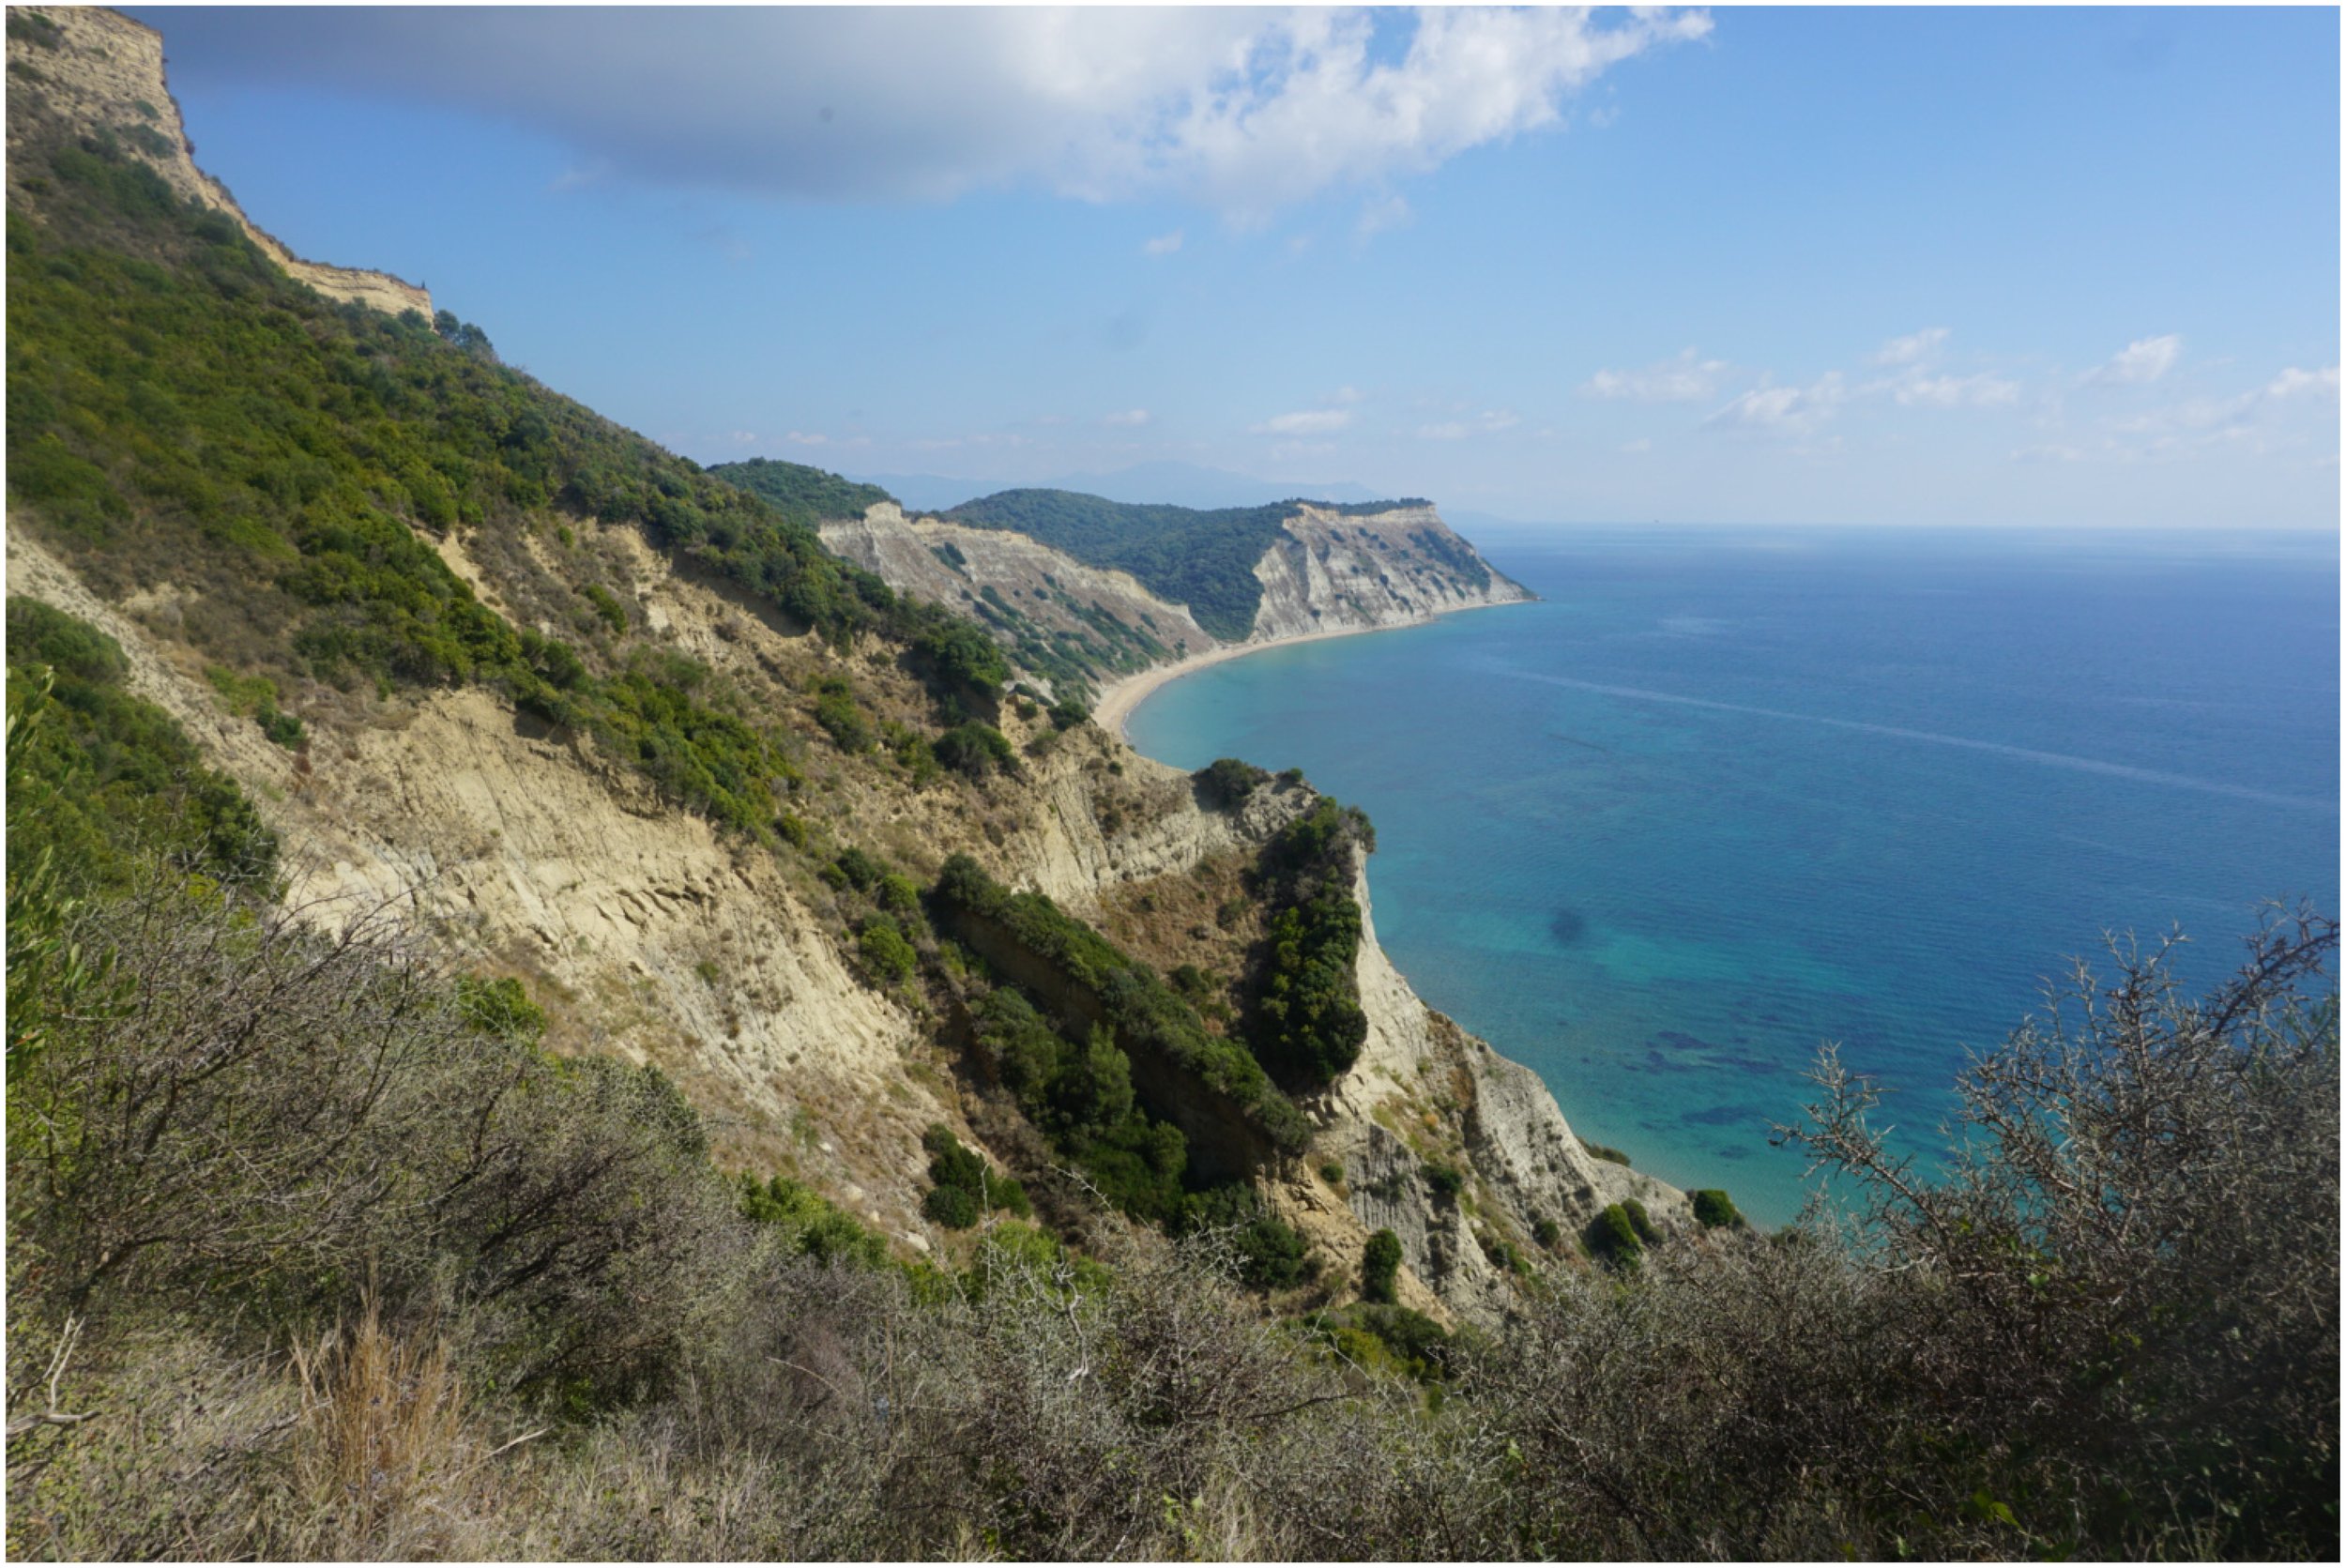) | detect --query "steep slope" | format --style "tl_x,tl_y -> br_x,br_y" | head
6,7 -> 430,316
941,486 -> 1531,647
1247,501 -> 1529,642
816,486 -> 1531,707
817,502 -> 1216,698
6,6 -> 1693,1325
